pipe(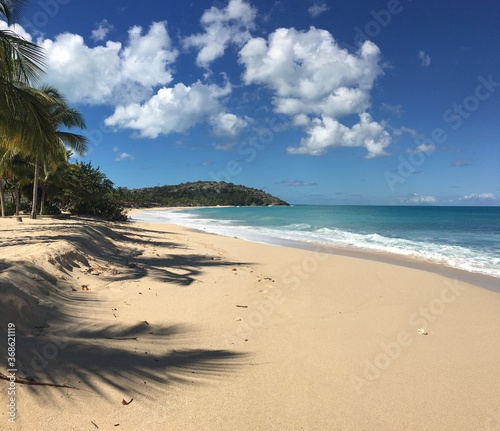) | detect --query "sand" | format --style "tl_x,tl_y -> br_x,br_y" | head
0,215 -> 499,430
